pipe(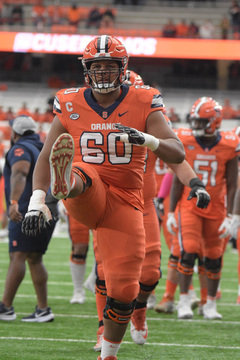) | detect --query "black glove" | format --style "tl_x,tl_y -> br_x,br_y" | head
21,190 -> 53,237
45,193 -> 59,221
155,197 -> 164,223
115,124 -> 145,145
187,178 -> 210,209
22,210 -> 47,237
